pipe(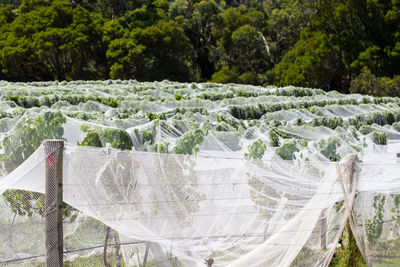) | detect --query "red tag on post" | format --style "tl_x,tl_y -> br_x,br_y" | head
46,152 -> 57,168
